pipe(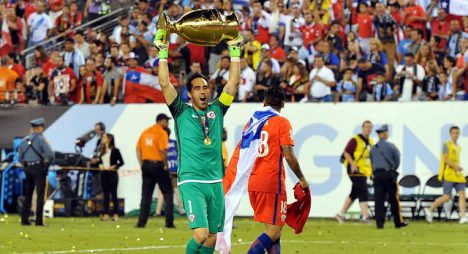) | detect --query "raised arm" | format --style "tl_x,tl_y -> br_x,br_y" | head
154,27 -> 178,105
222,35 -> 243,97
281,145 -> 309,189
